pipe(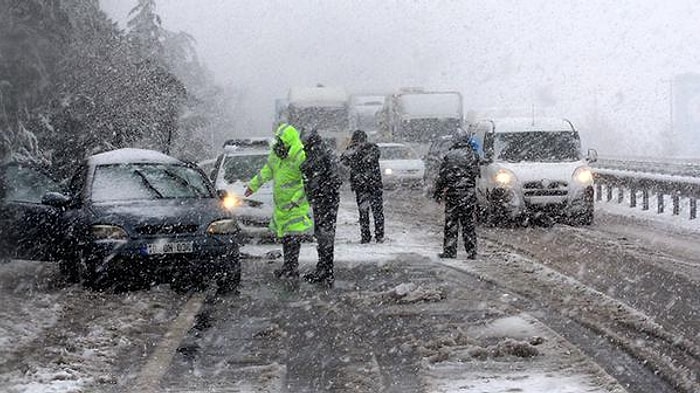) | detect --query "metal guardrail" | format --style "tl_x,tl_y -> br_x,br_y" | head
592,160 -> 700,220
